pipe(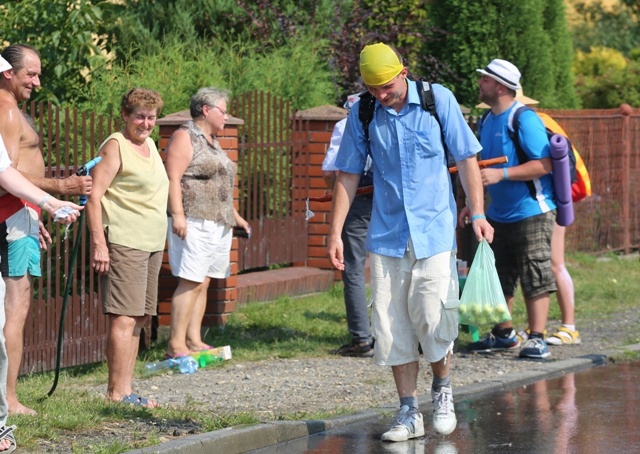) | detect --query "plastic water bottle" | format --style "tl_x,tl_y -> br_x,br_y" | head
197,351 -> 224,368
178,356 -> 198,374
144,358 -> 177,373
